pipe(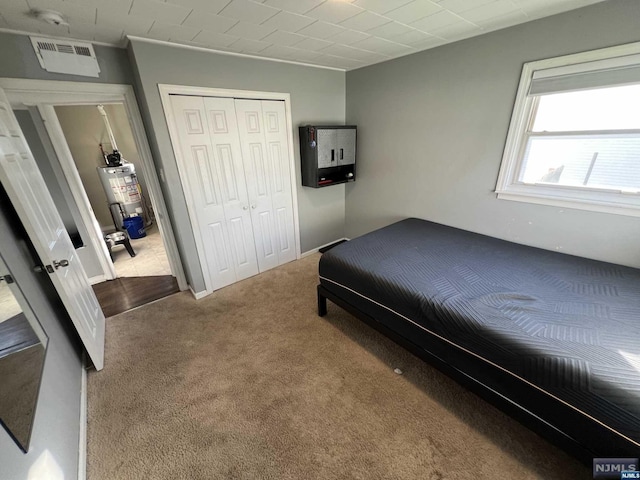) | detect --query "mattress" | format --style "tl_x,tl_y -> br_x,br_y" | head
319,218 -> 640,449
